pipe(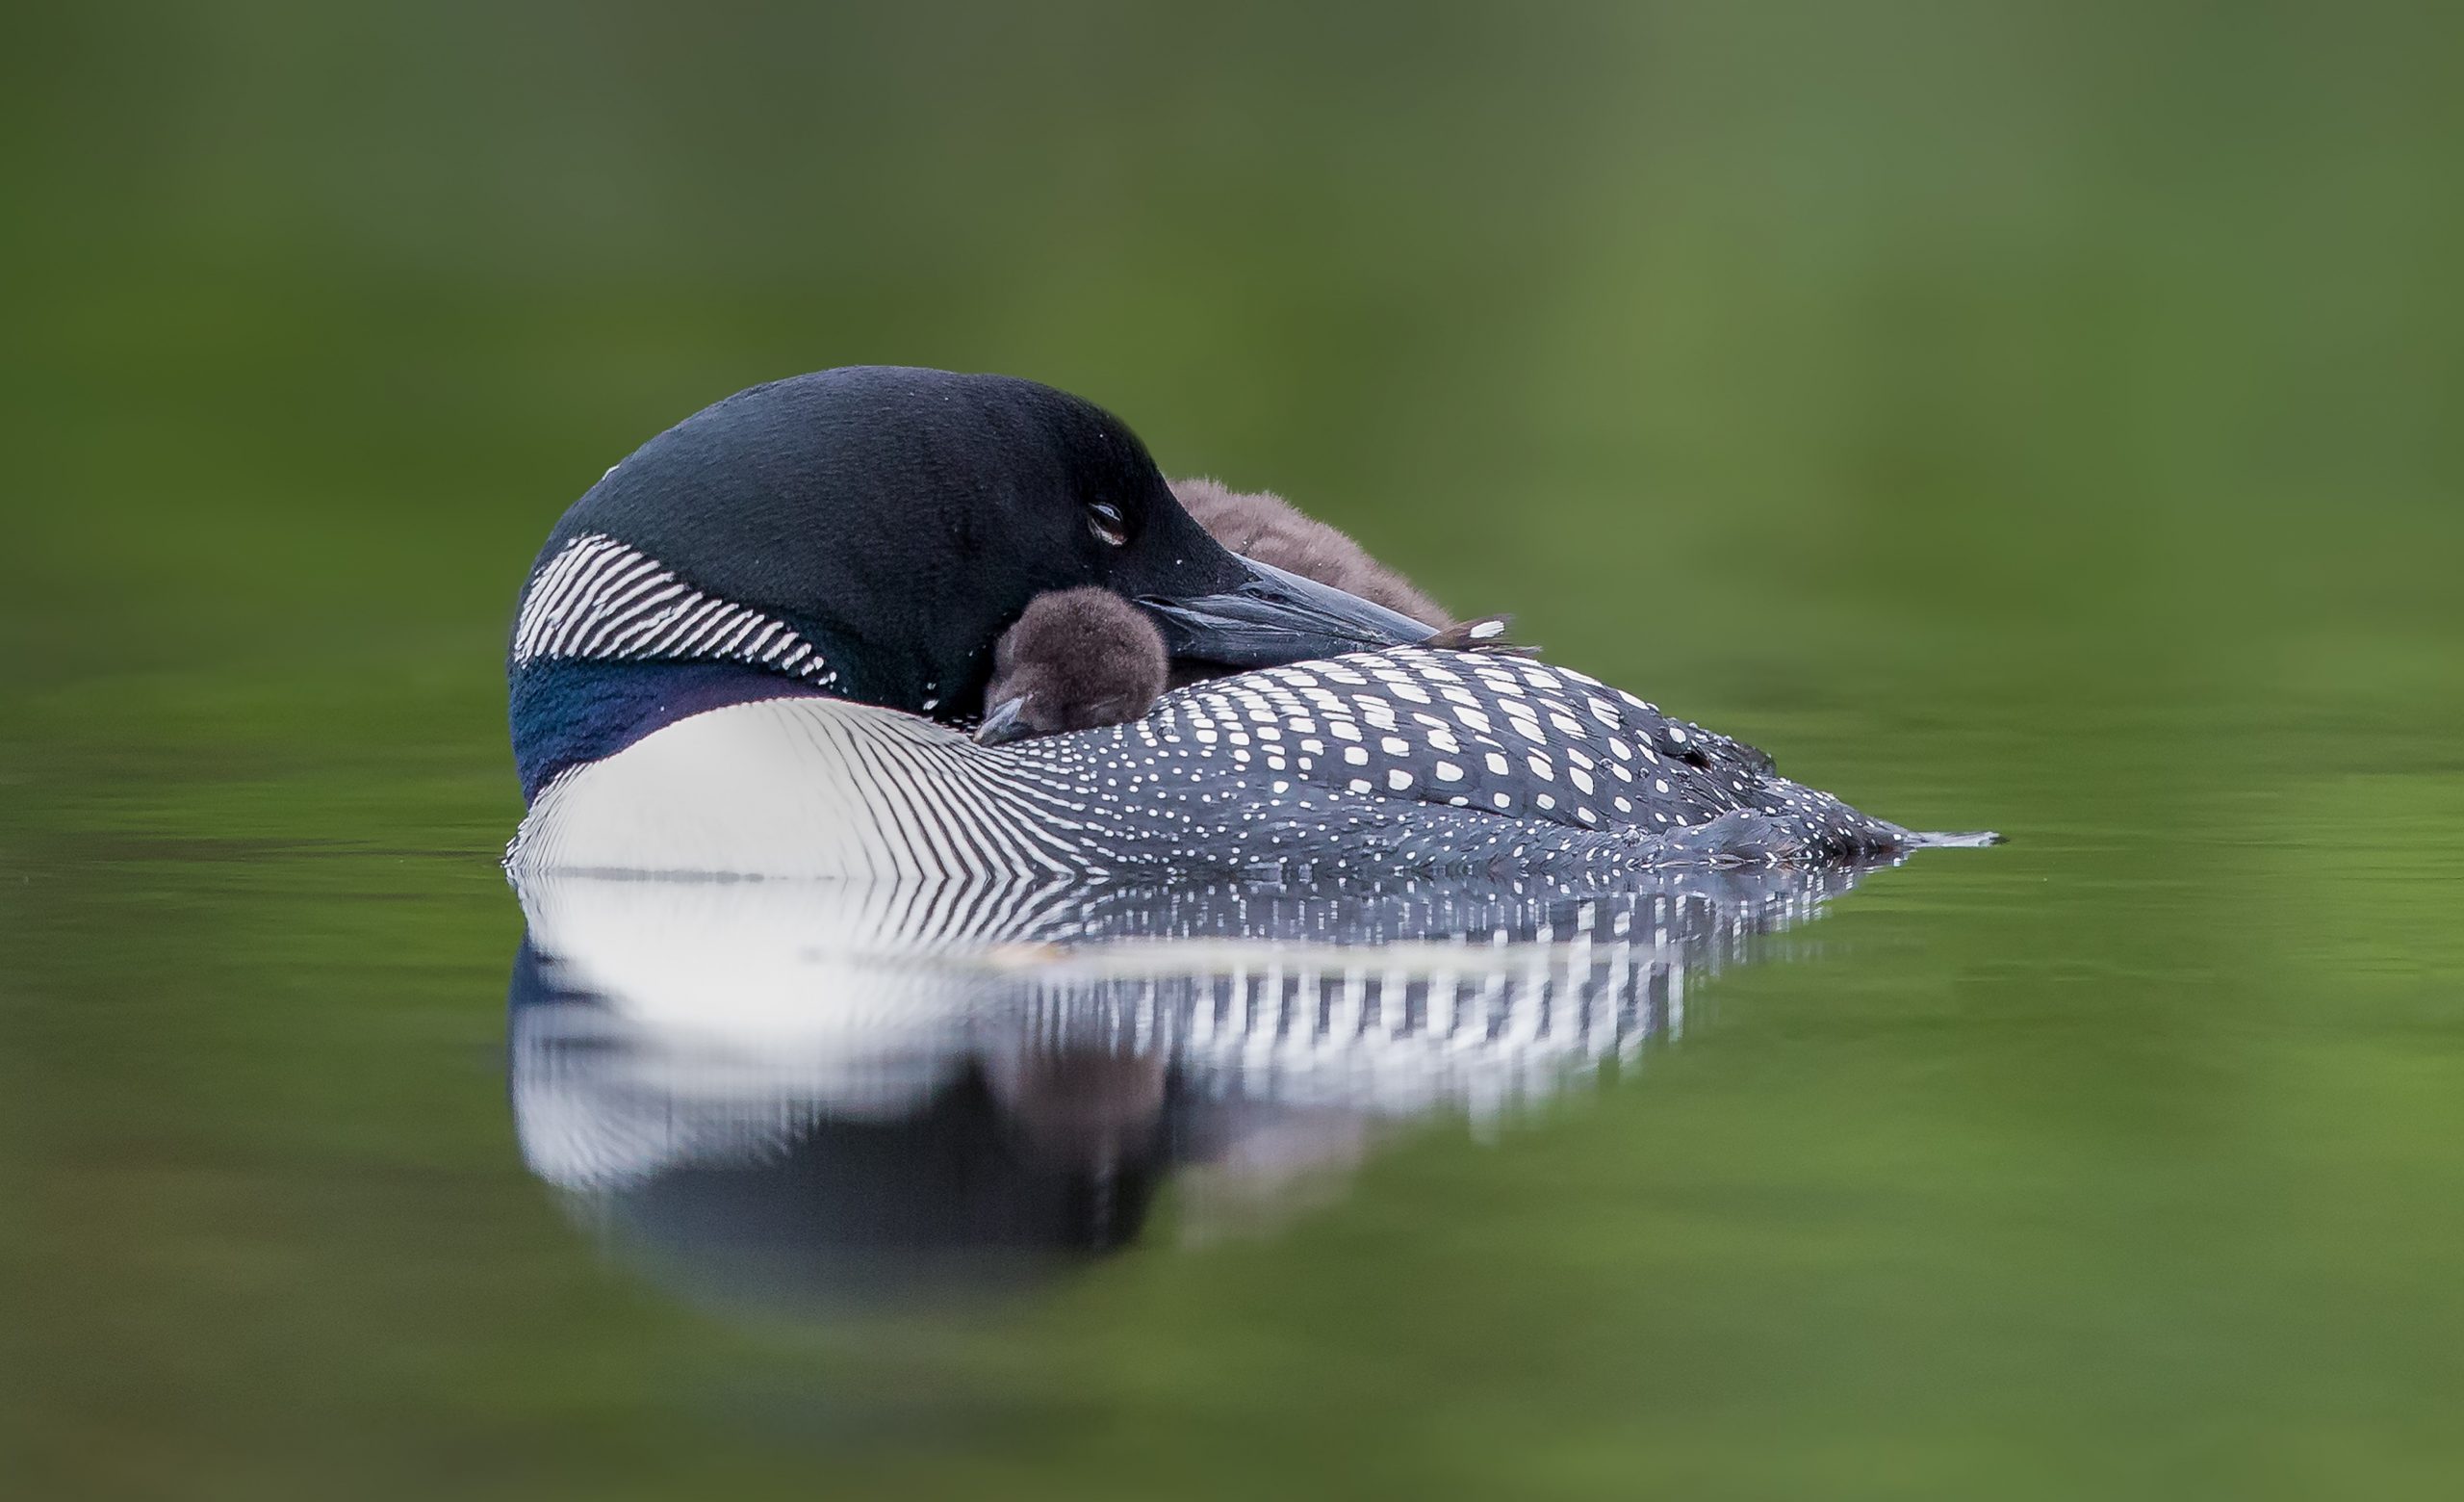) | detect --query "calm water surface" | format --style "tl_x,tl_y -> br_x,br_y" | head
12,634 -> 2462,1500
